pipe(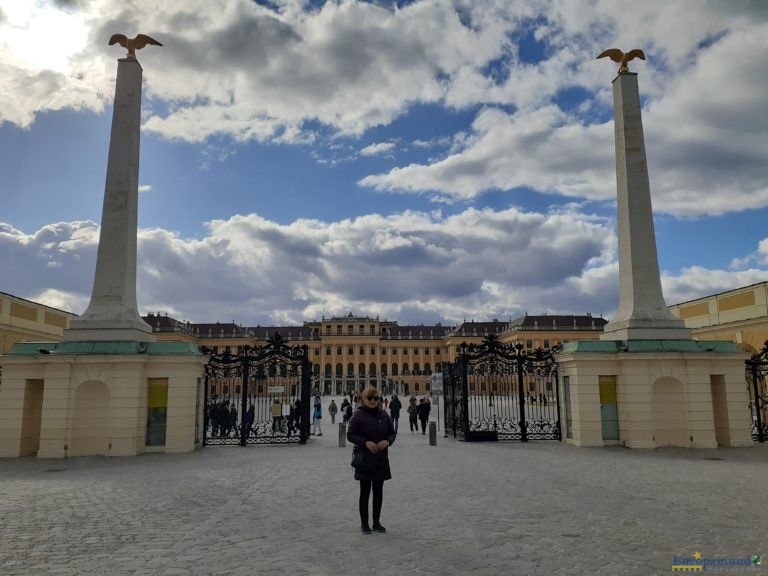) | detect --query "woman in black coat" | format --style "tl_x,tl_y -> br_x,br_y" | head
347,387 -> 396,534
